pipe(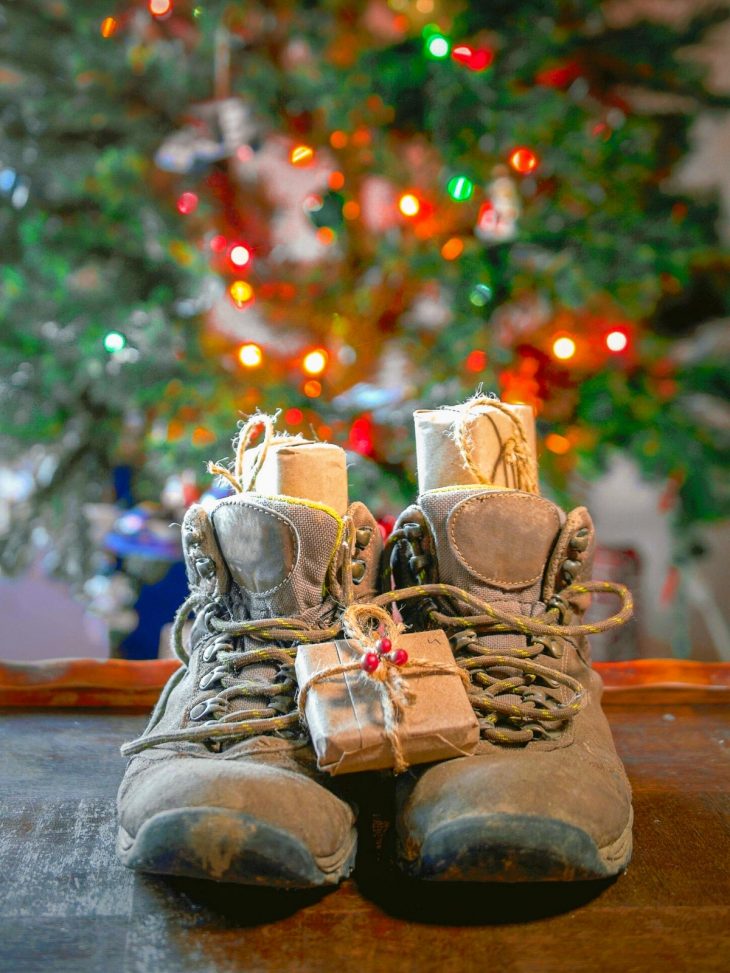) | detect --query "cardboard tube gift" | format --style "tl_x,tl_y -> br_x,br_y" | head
414,396 -> 538,494
295,624 -> 480,776
242,438 -> 348,515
